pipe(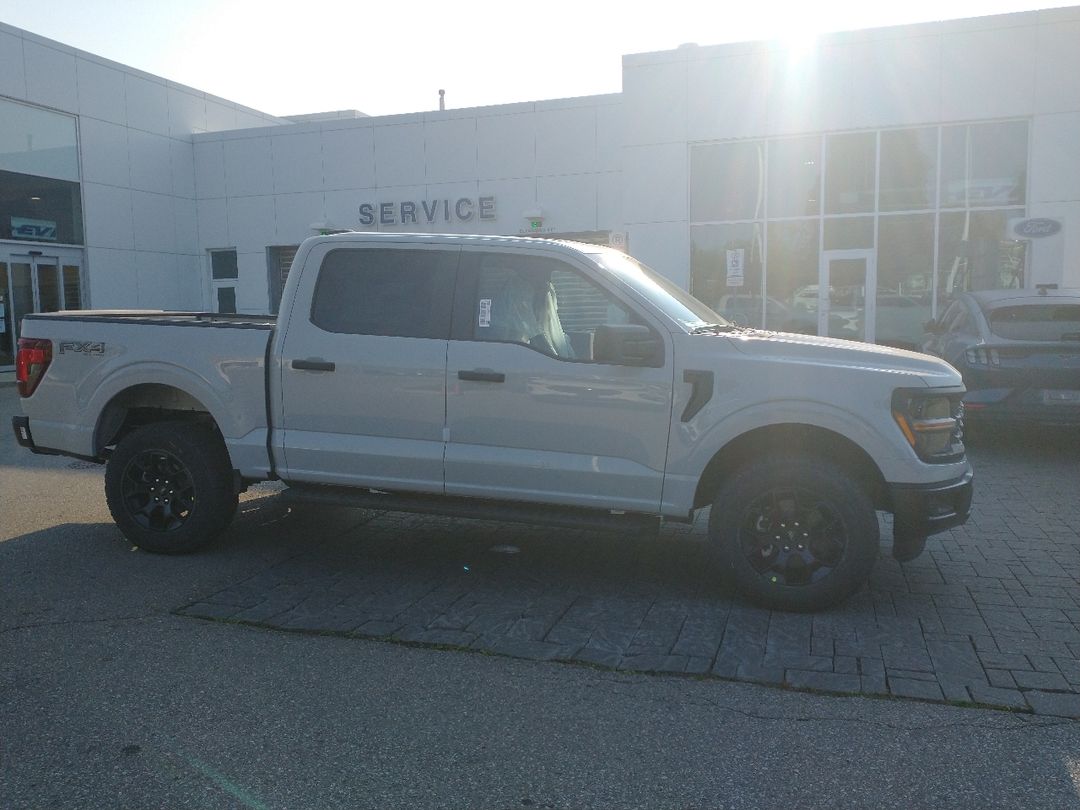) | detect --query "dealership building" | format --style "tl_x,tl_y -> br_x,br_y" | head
2,5 -> 1080,370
